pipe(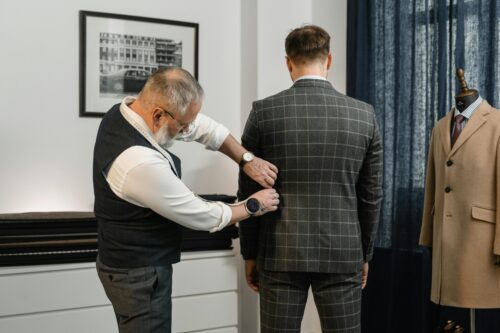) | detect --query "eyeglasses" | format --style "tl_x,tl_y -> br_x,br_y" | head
158,107 -> 194,132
